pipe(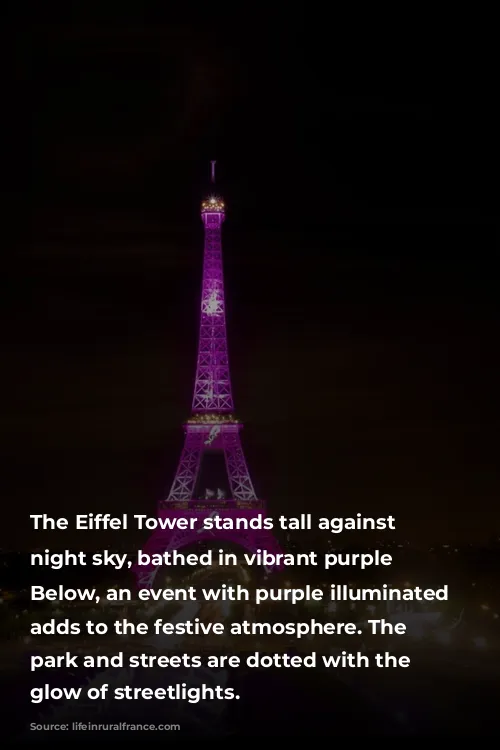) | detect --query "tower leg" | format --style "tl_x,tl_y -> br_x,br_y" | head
223,430 -> 258,502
